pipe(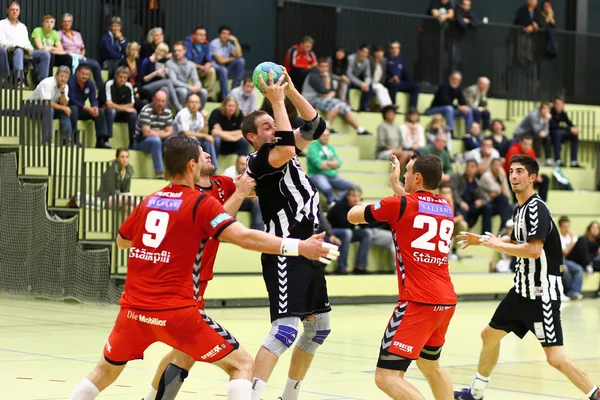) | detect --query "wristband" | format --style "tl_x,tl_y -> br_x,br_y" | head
280,238 -> 300,256
274,130 -> 295,146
